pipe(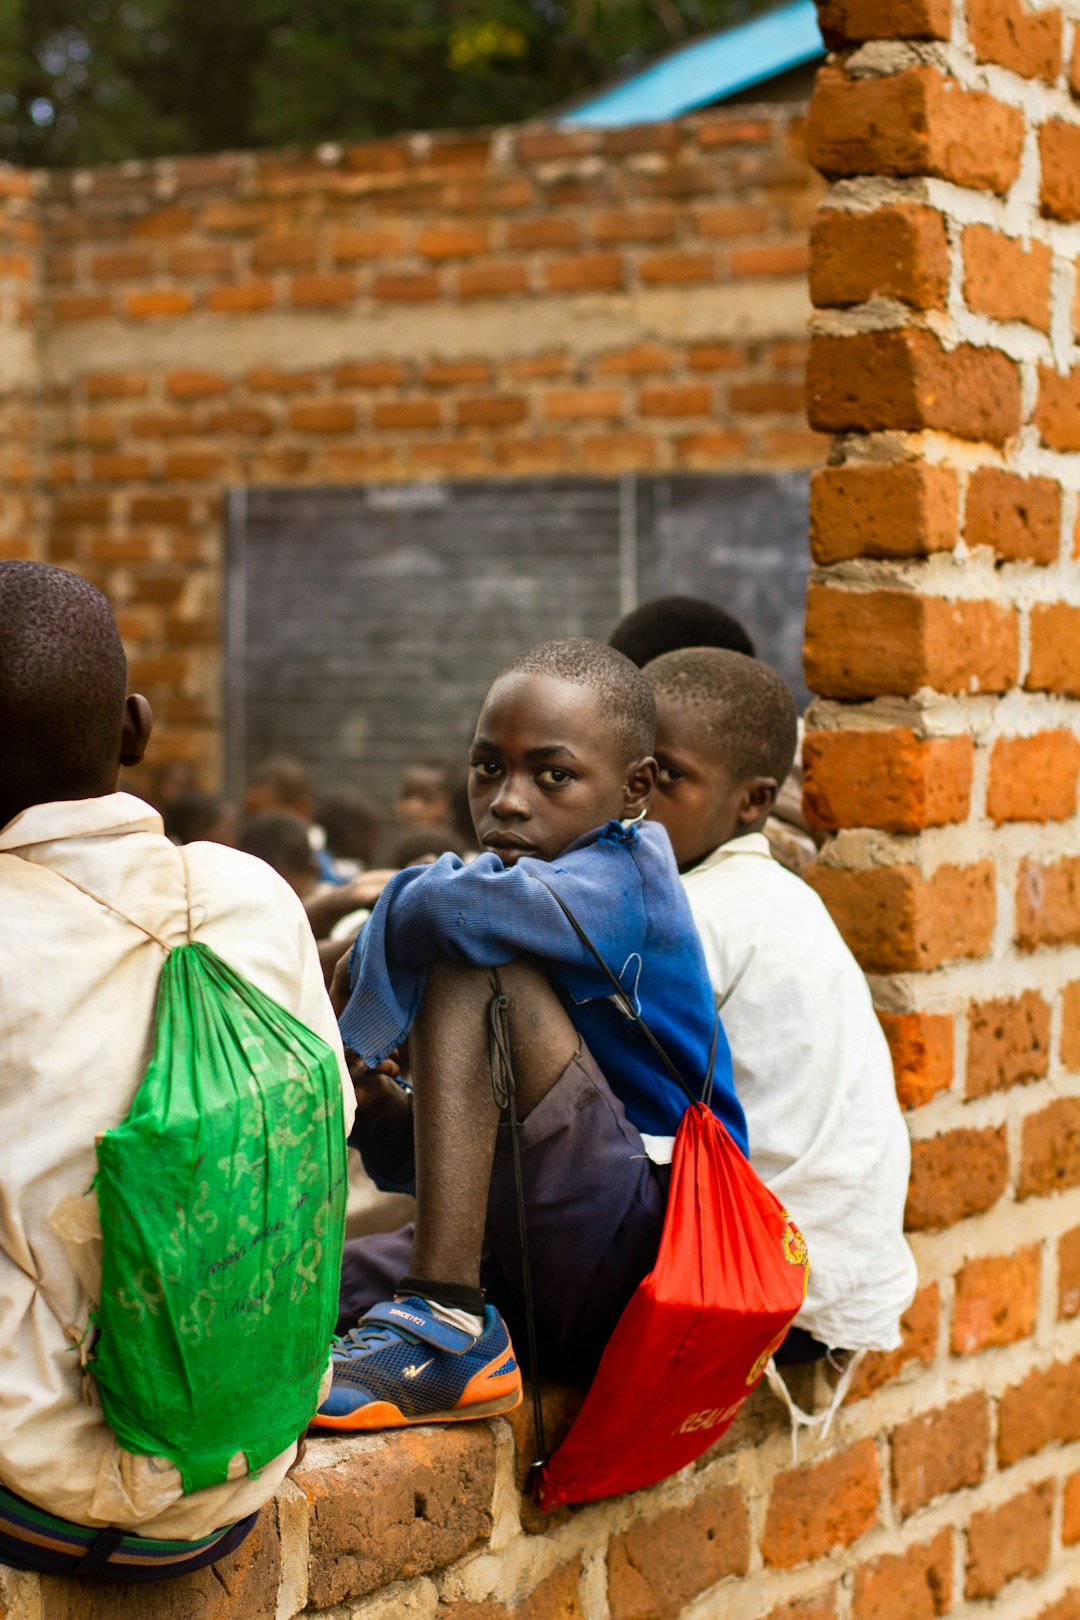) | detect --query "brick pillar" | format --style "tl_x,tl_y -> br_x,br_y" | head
0,165 -> 43,561
802,0 -> 1080,1605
